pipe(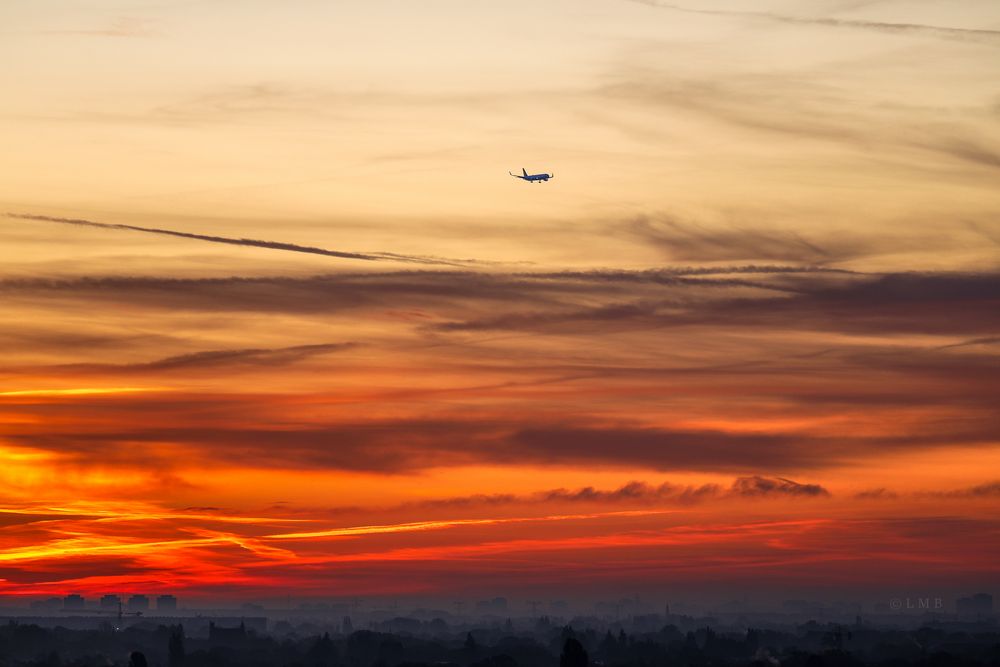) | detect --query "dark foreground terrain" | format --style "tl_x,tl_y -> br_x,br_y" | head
2,617 -> 999,667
